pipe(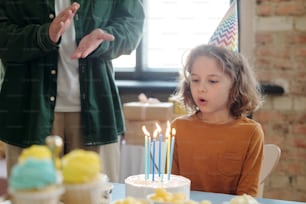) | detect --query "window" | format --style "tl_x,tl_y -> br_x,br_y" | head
114,0 -> 232,82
